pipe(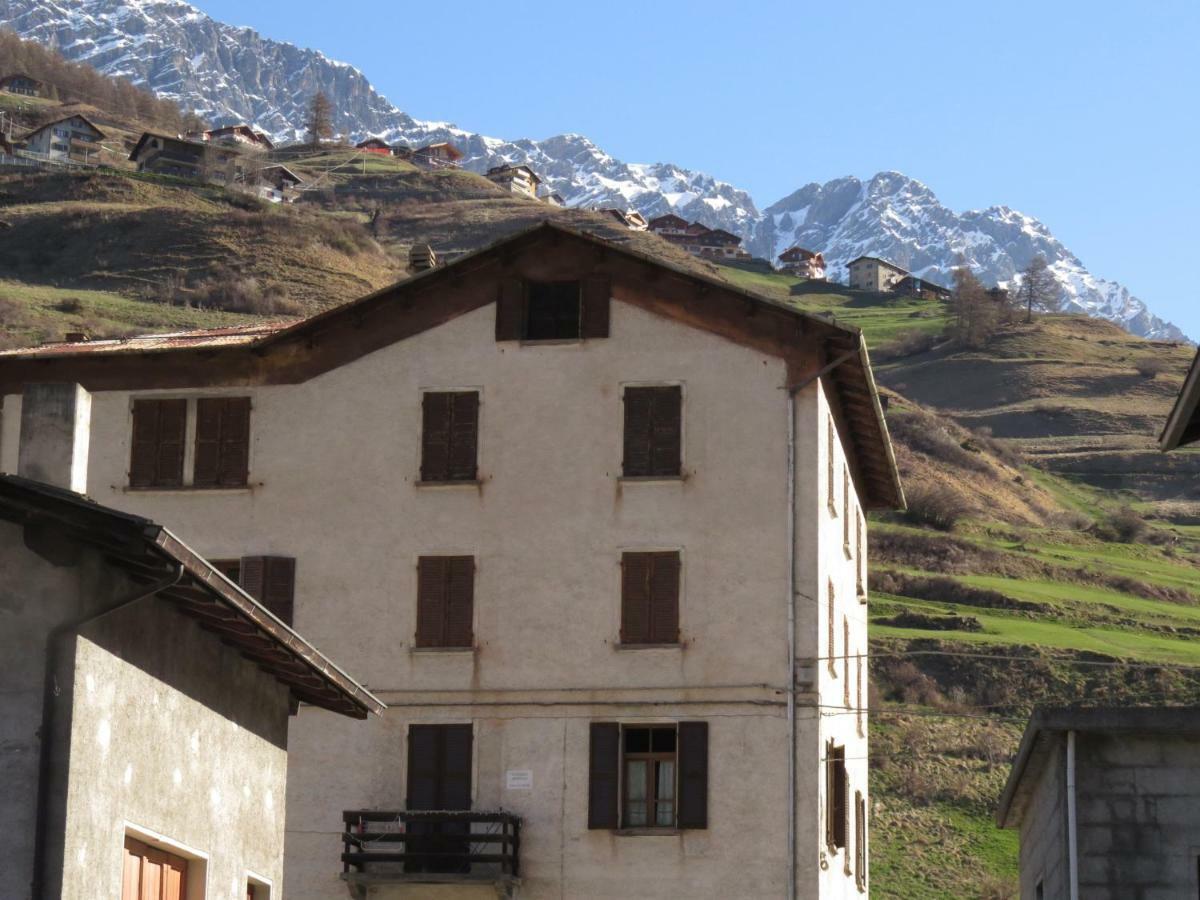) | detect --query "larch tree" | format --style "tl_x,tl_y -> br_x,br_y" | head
306,91 -> 334,147
1016,255 -> 1060,322
950,264 -> 999,349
